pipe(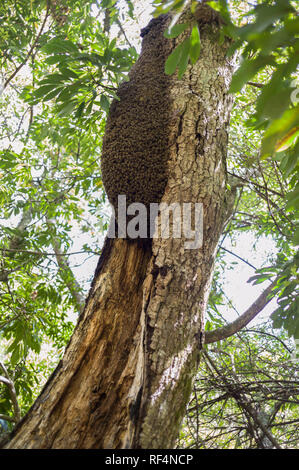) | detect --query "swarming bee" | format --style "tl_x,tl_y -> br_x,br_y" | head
101,15 -> 173,232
